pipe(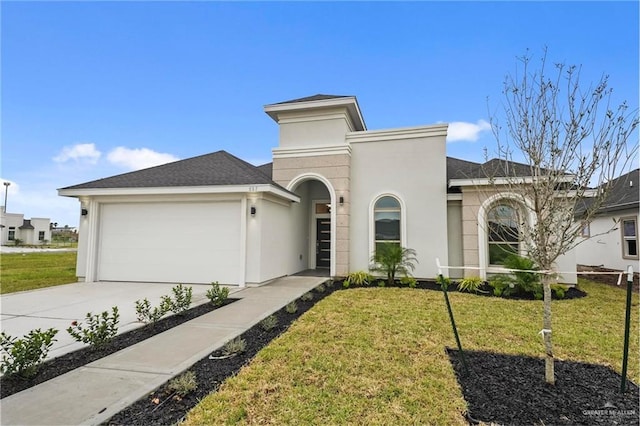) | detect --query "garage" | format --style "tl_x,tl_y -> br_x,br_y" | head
97,201 -> 241,284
